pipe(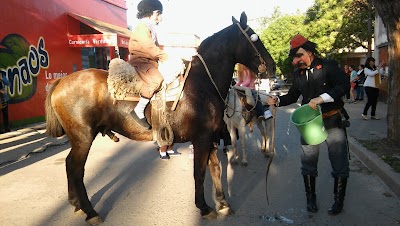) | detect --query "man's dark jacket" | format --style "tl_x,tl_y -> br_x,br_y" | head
279,57 -> 350,114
